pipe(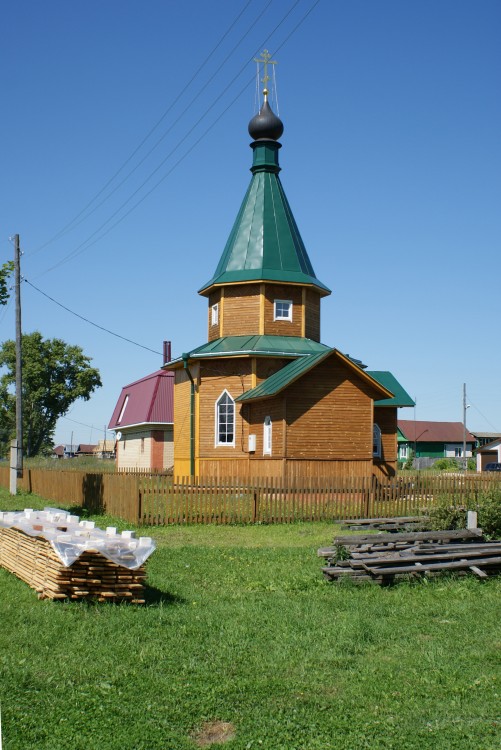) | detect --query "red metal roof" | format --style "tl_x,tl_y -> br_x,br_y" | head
108,370 -> 174,429
398,420 -> 476,443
